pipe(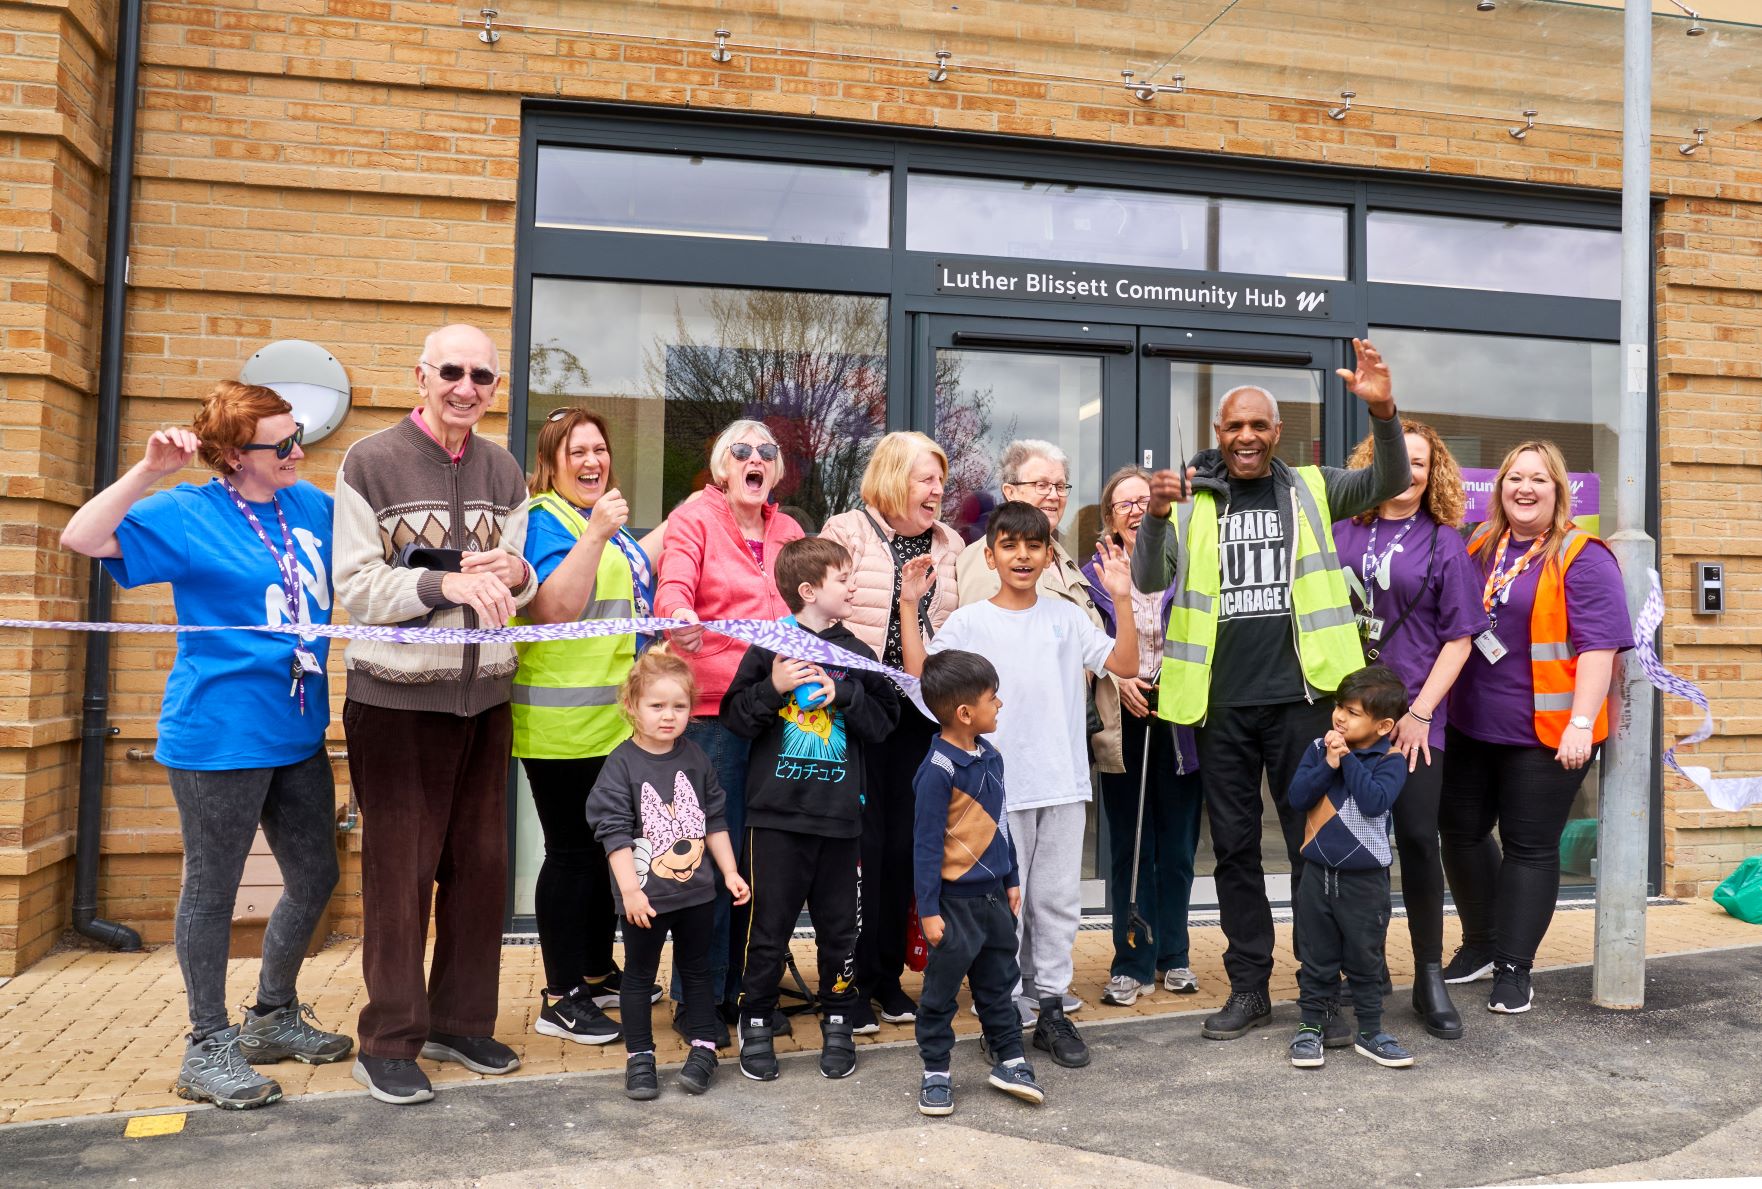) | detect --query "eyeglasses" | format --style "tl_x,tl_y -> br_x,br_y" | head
729,442 -> 779,462
239,424 -> 305,460
419,360 -> 499,386
1110,496 -> 1151,515
1009,480 -> 1073,496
